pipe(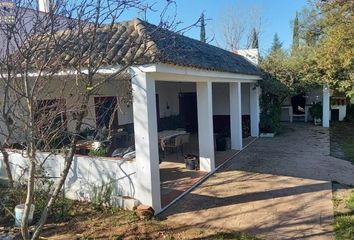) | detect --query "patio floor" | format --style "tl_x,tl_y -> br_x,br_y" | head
160,135 -> 256,208
159,123 -> 354,239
